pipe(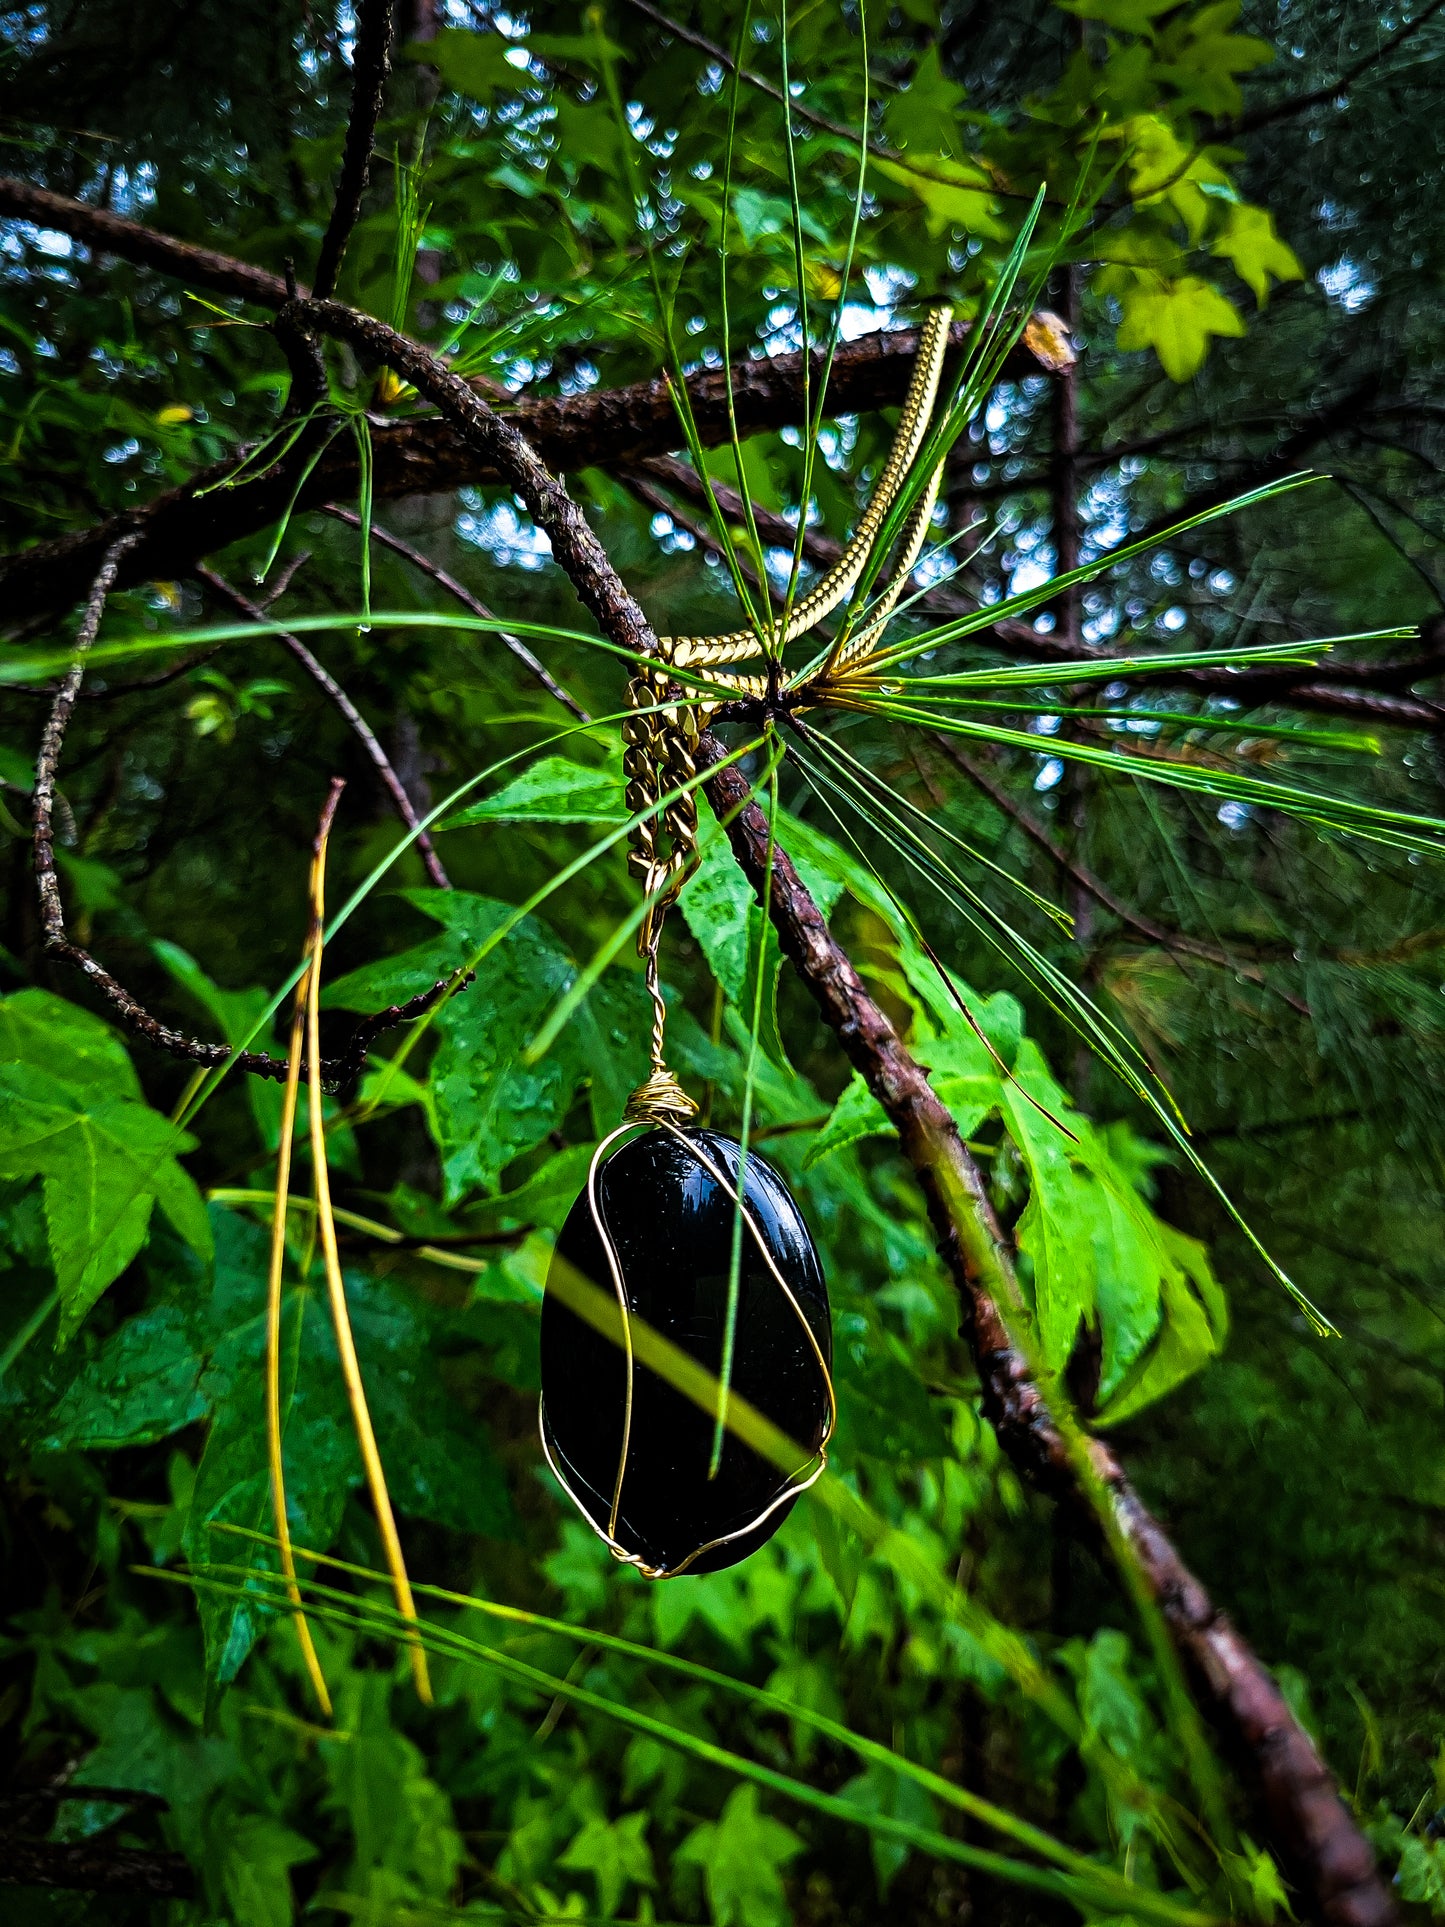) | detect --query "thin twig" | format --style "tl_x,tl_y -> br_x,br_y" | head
620,0 -> 892,158
321,504 -> 591,720
302,782 -> 432,1702
312,0 -> 397,301
32,549 -> 463,1080
197,565 -> 452,888
1226,0 -> 1445,136
32,533 -> 140,944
